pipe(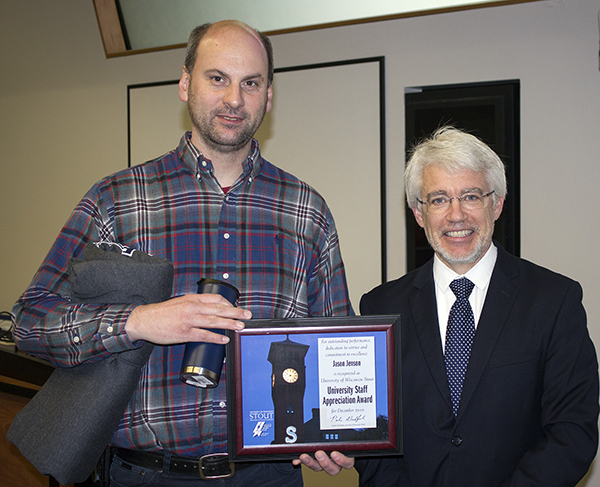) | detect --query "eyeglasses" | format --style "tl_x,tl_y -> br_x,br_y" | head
417,190 -> 495,213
